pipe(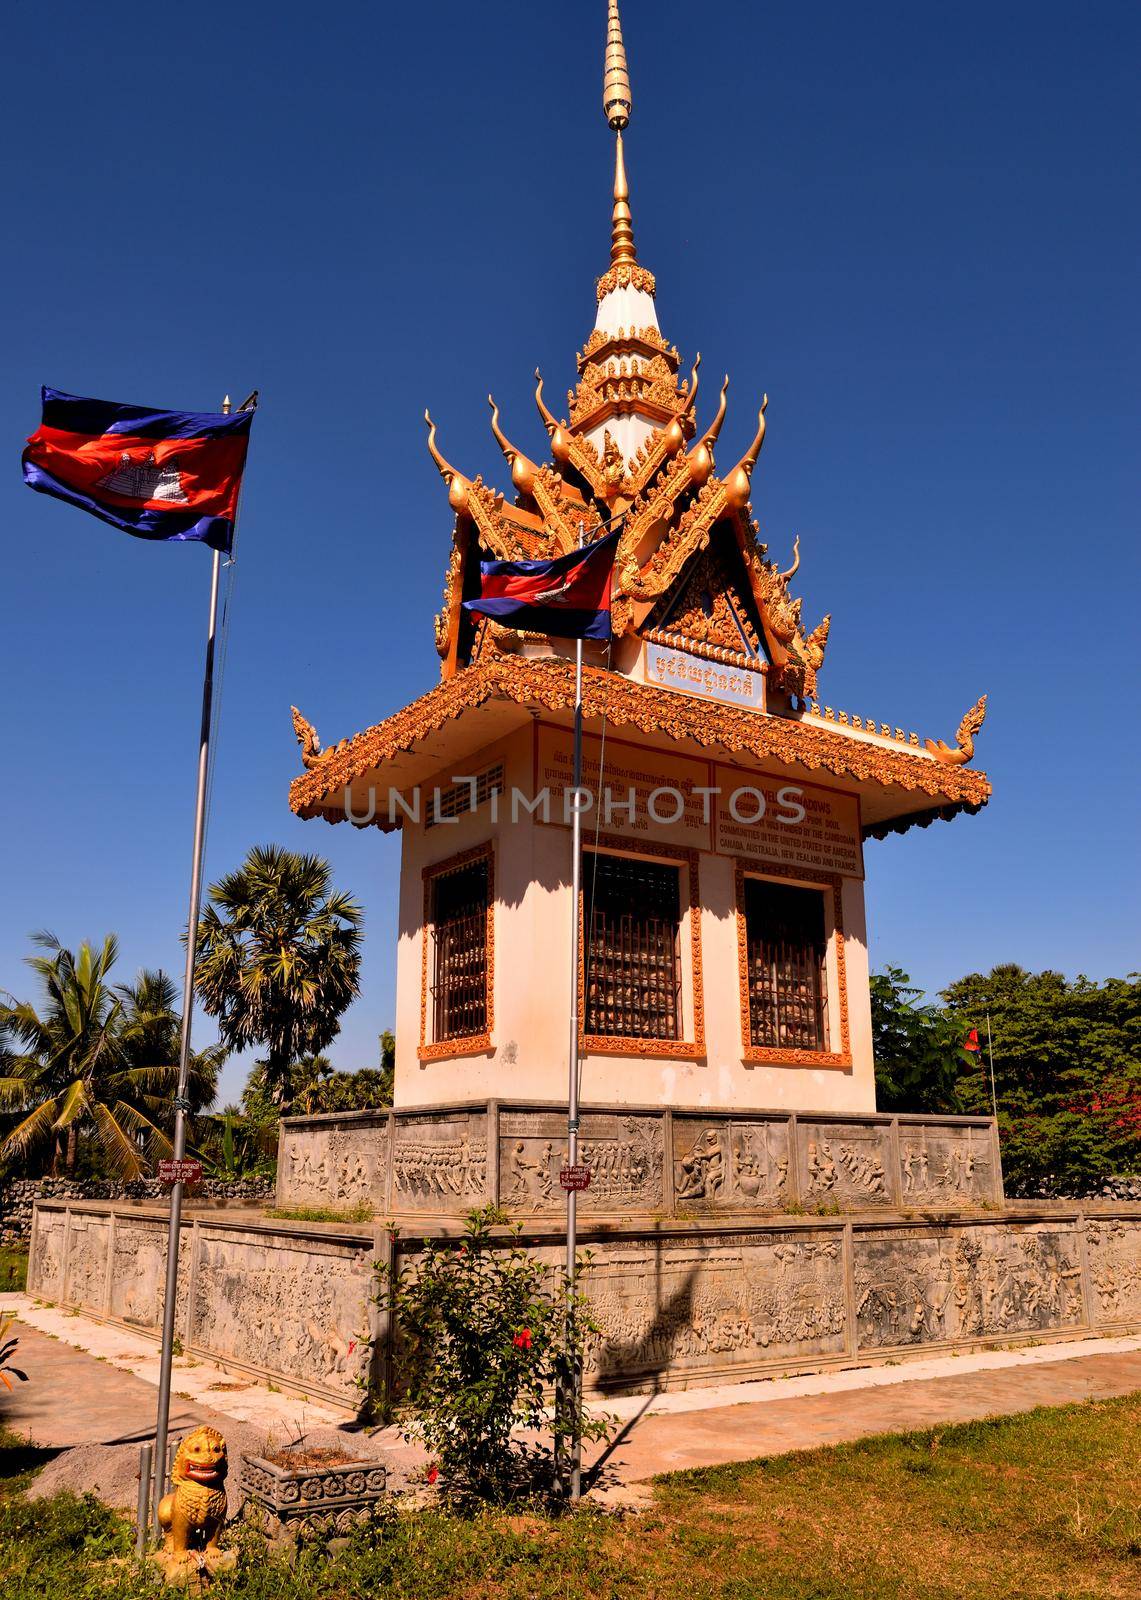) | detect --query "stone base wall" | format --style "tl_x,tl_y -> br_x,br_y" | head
276,1101 -> 1005,1219
0,1176 -> 275,1248
29,1199 -> 1141,1408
